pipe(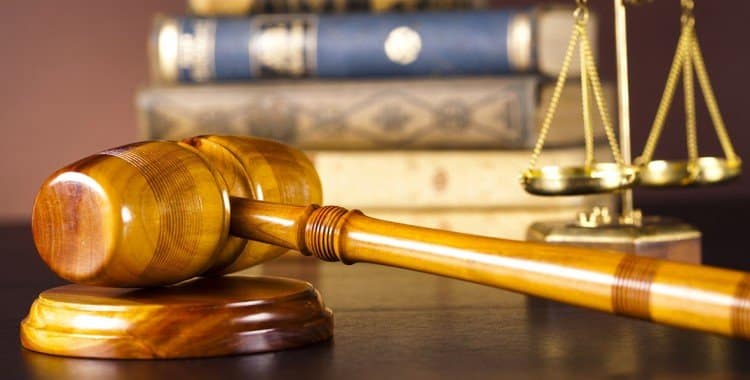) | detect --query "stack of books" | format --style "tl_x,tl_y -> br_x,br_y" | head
137,0 -> 614,240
